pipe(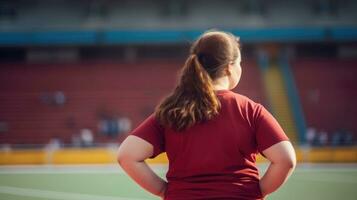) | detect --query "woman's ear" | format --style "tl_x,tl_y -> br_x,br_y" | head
225,64 -> 232,76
